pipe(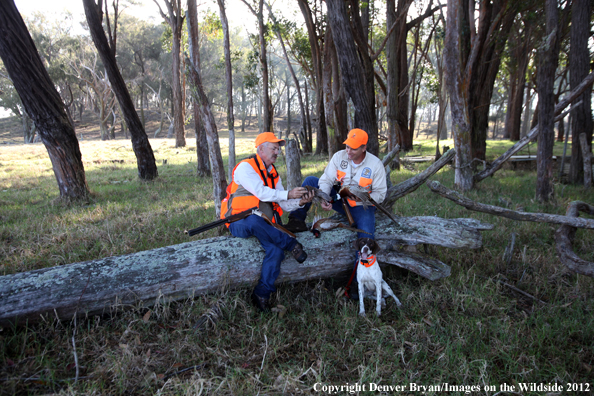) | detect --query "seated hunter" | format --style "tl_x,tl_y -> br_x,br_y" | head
221,132 -> 314,312
285,128 -> 387,239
